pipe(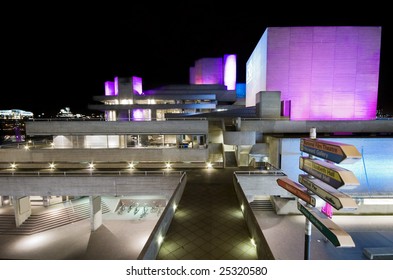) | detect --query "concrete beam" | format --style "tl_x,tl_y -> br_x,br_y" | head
0,173 -> 184,197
